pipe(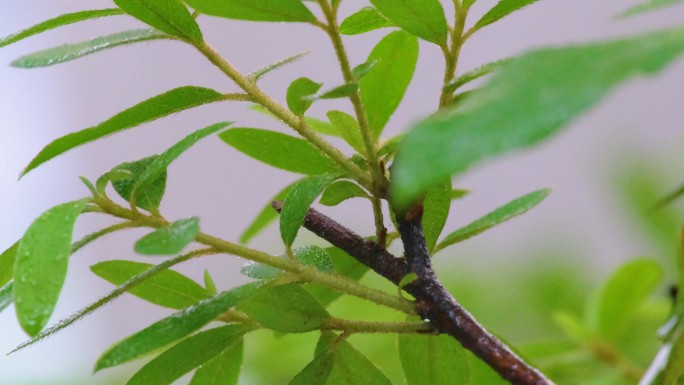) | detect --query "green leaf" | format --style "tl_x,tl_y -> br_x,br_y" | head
463,0 -> 479,9
434,189 -> 549,253
14,199 -> 89,336
0,241 -> 19,287
663,334 -> 684,385
319,332 -> 393,385
619,0 -> 684,18
114,0 -> 202,41
238,284 -> 328,333
360,30 -> 418,139
183,0 -> 316,22
135,217 -> 200,255
189,338 -> 243,385
111,156 -> 167,213
473,0 -> 541,31
399,331 -> 470,385
132,122 -> 229,199
11,29 -> 169,69
240,180 -> 299,244
241,245 -> 334,280
287,78 -> 323,116
91,260 -> 210,309
21,86 -> 226,177
369,0 -> 447,44
219,128 -> 338,175
306,247 -> 369,307
287,347 -> 334,385
0,9 -> 124,48
586,258 -> 664,340
352,60 -> 378,80
391,28 -> 684,206
280,174 -> 337,246
0,283 -> 13,314
422,180 -> 451,253
96,169 -> 134,193
340,7 -> 392,35
443,58 -> 513,93
250,105 -> 338,137
312,83 -> 359,100
326,111 -> 366,154
204,269 -> 218,296
126,325 -> 249,385
95,282 -> 262,371
249,51 -> 310,81
320,181 -> 369,206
